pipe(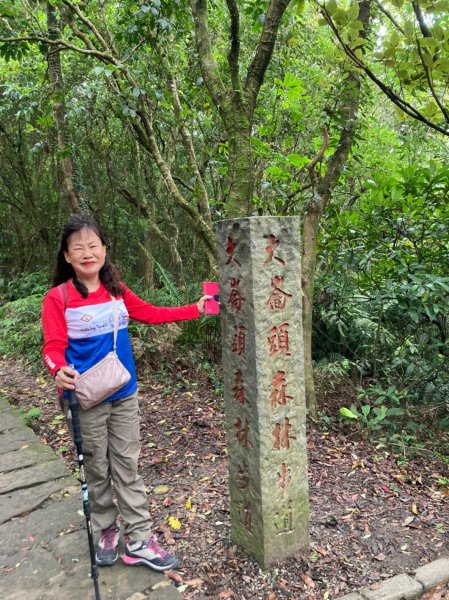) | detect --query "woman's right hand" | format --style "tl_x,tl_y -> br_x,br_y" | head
54,365 -> 79,390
